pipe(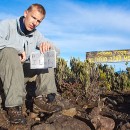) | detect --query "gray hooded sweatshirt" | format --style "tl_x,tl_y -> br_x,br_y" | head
0,16 -> 60,59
